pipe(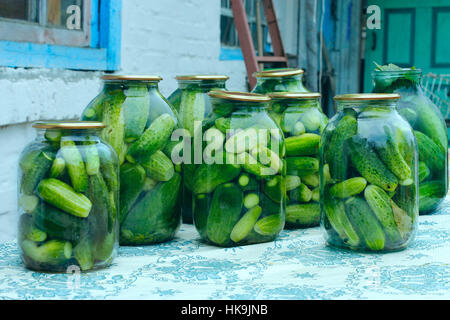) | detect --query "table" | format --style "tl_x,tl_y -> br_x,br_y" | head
0,198 -> 449,300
